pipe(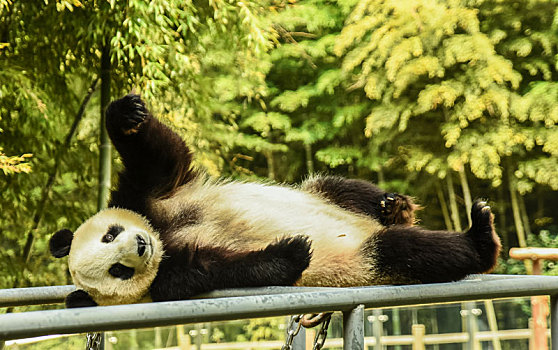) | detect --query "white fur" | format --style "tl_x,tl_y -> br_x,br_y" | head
151,178 -> 382,286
